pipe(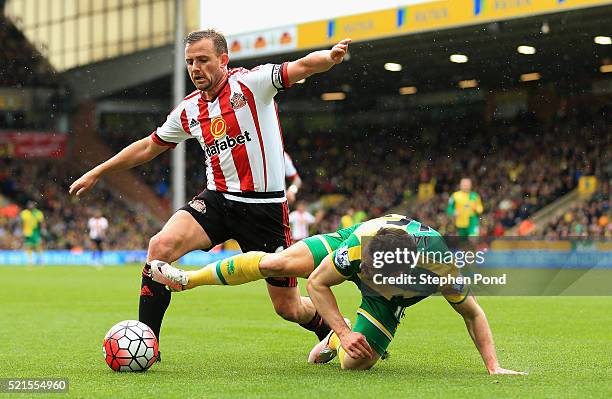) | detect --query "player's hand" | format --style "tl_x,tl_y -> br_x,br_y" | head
340,331 -> 374,359
329,39 -> 351,64
286,189 -> 296,204
69,170 -> 100,196
488,366 -> 528,375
